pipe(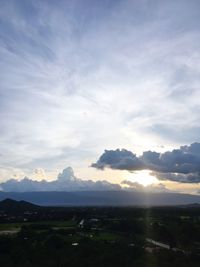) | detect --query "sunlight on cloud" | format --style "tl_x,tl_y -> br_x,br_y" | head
125,170 -> 158,186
